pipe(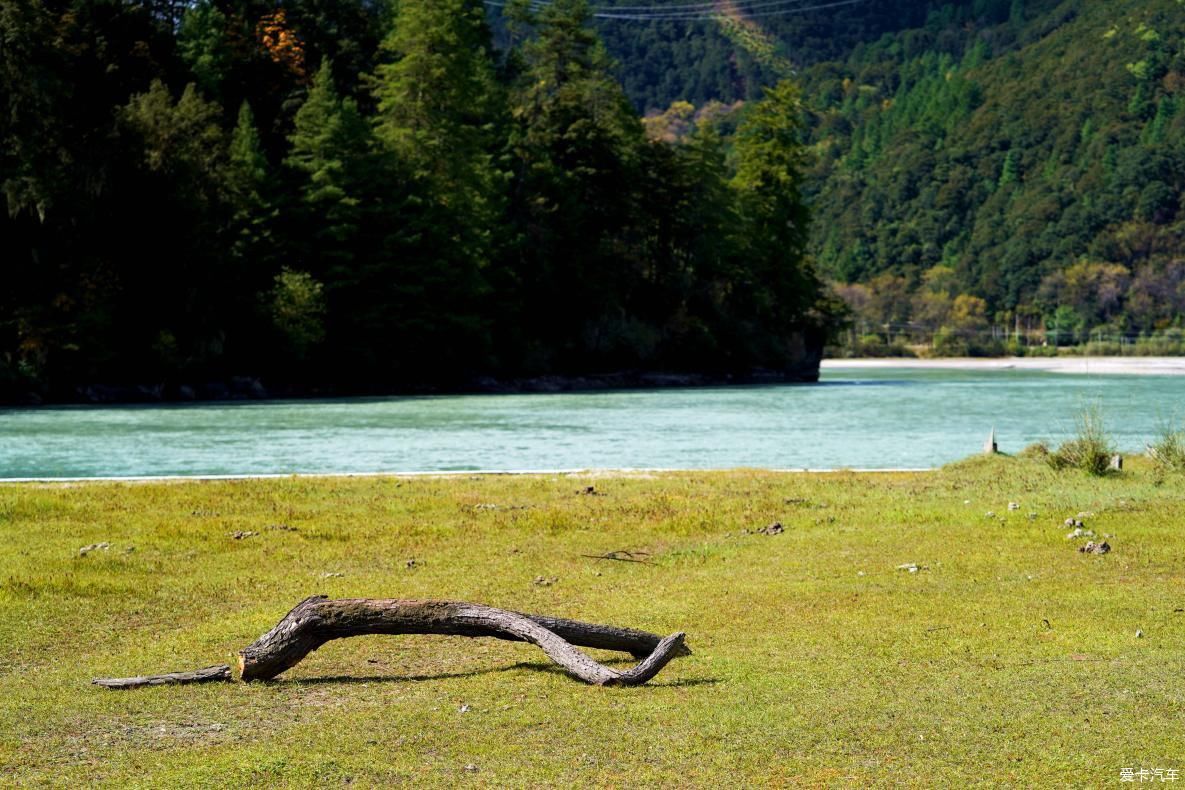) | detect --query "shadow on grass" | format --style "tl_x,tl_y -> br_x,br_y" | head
281,660 -> 718,687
